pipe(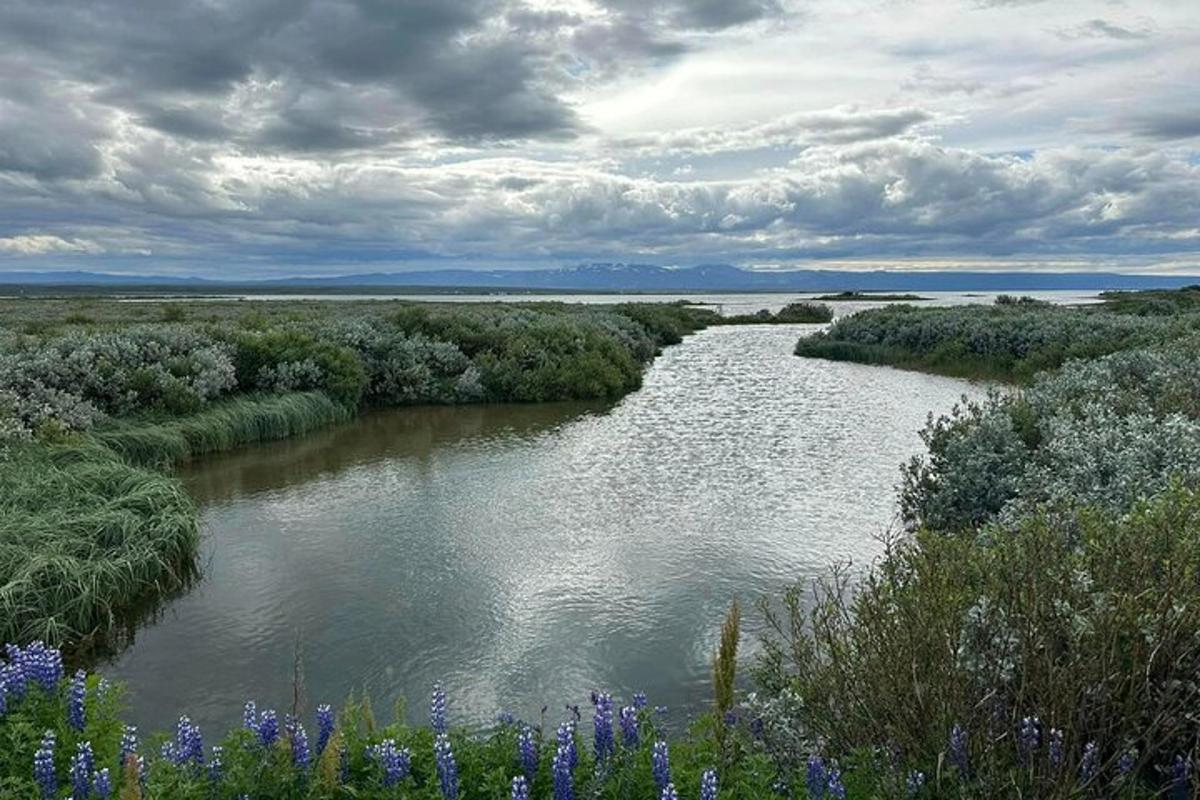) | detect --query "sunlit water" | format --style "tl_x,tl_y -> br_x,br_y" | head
105,324 -> 986,734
